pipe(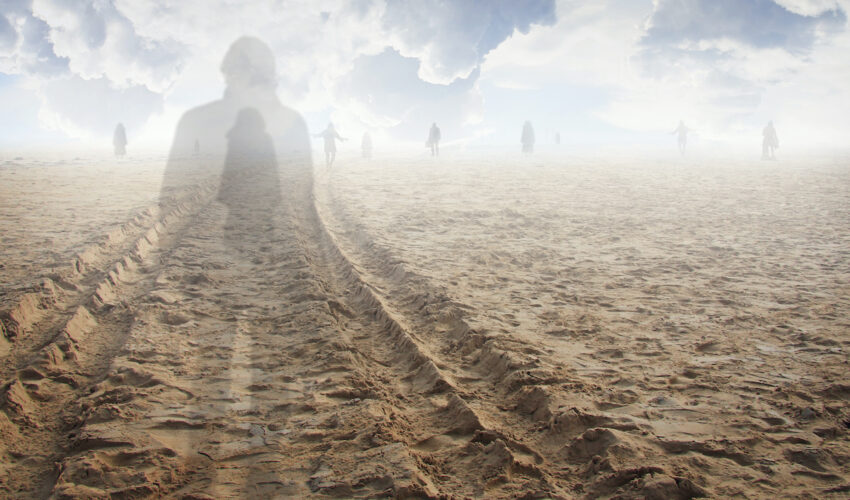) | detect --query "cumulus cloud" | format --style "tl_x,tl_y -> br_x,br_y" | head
2,0 -> 847,149
0,0 -> 557,144
616,0 -> 847,139
774,0 -> 843,16
334,48 -> 483,140
39,75 -> 162,138
0,0 -> 69,76
31,0 -> 183,92
641,0 -> 845,52
382,0 -> 556,84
